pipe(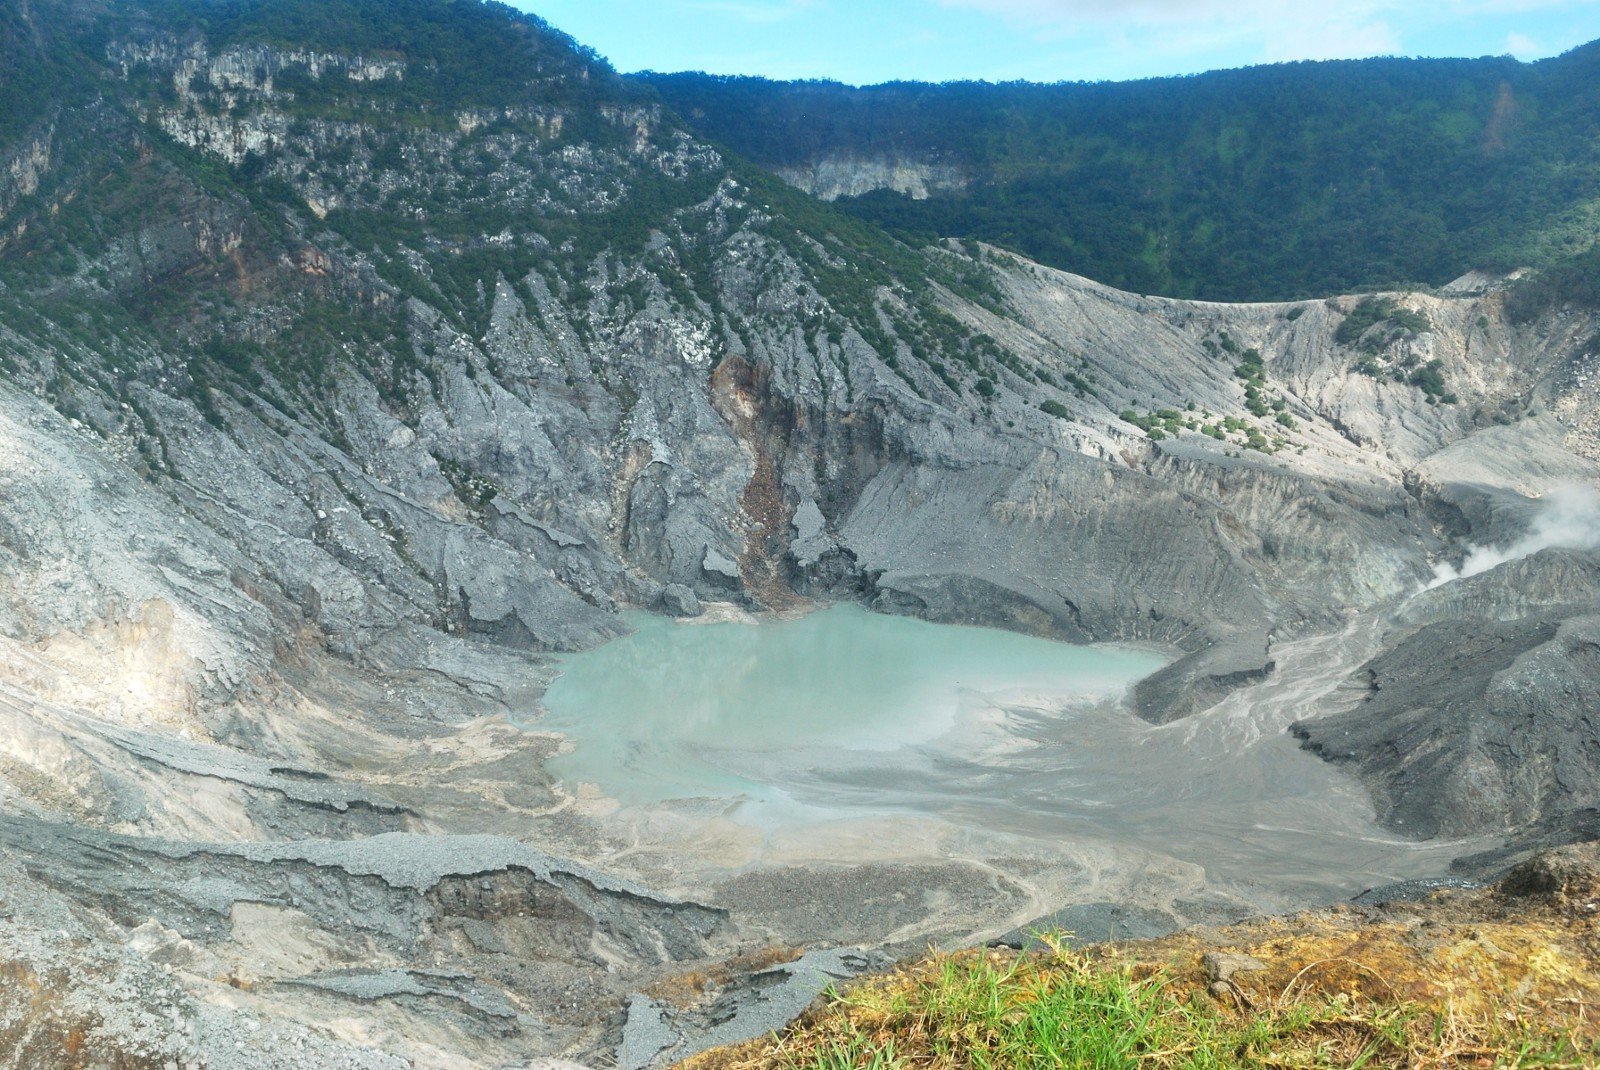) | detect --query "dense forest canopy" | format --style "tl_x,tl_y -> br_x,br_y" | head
643,46 -> 1600,302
